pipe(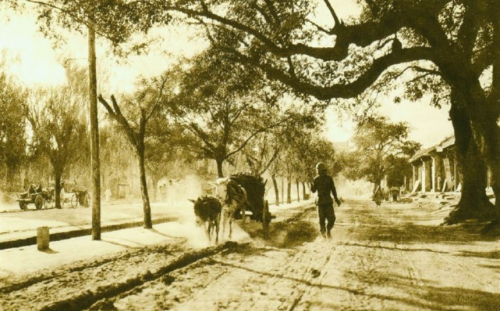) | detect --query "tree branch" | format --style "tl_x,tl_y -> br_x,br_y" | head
227,46 -> 437,100
145,75 -> 168,122
98,94 -> 138,146
161,3 -> 435,62
322,0 -> 341,28
22,0 -> 120,43
226,114 -> 291,158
